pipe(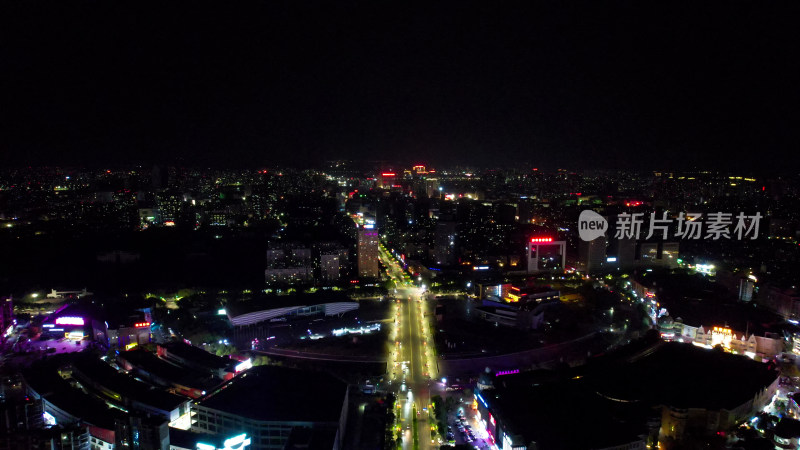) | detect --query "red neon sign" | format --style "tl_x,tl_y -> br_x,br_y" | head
134,322 -> 151,328
381,173 -> 396,177
530,237 -> 553,243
